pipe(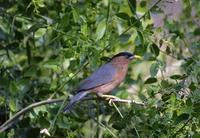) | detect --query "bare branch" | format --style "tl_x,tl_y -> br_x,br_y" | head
0,97 -> 144,132
0,99 -> 63,132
